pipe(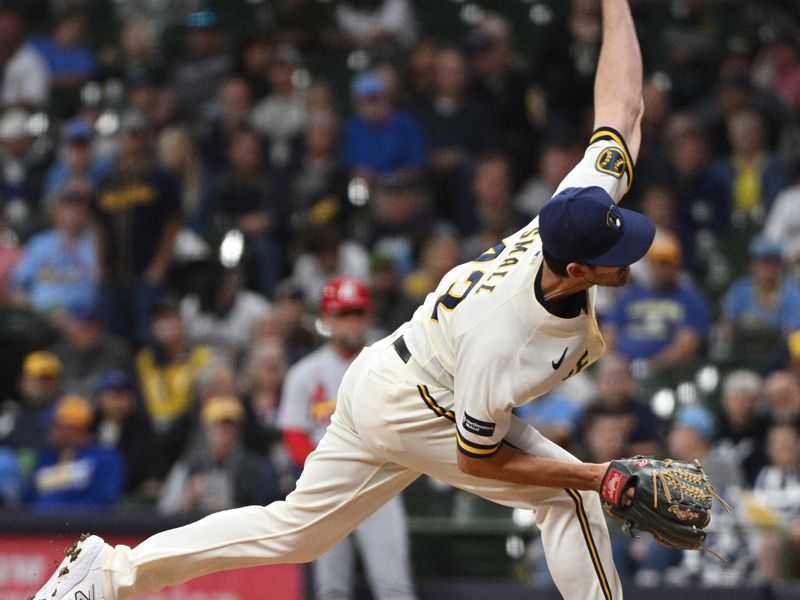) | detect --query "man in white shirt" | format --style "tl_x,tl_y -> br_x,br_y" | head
763,161 -> 800,265
0,6 -> 49,109
34,1 -> 652,599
